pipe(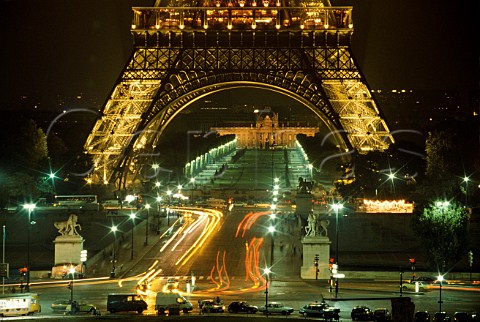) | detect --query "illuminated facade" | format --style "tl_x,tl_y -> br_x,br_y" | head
212,112 -> 318,148
357,199 -> 414,214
